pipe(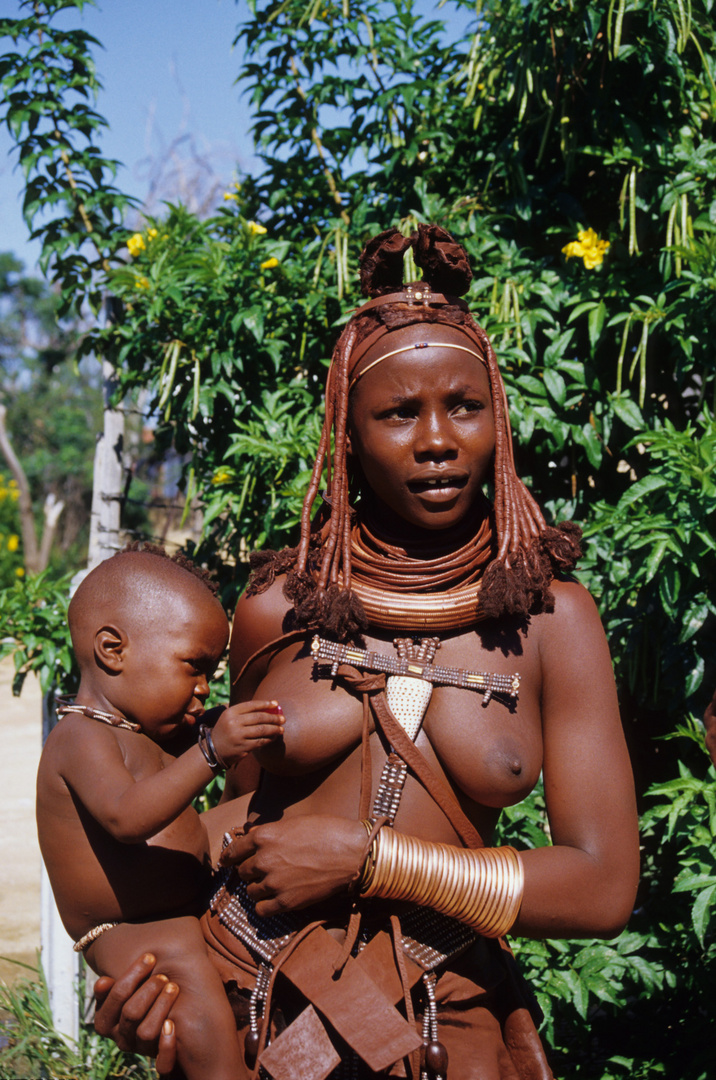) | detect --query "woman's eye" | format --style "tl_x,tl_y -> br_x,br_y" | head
381,406 -> 414,420
453,400 -> 483,415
